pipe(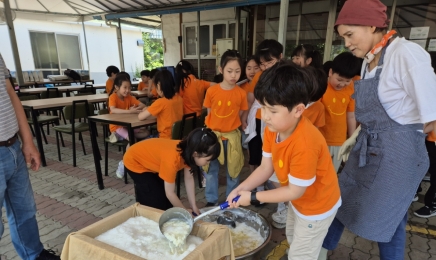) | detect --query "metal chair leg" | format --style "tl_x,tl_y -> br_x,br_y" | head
79,132 -> 86,155
104,141 -> 109,176
56,131 -> 61,161
40,125 -> 48,144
